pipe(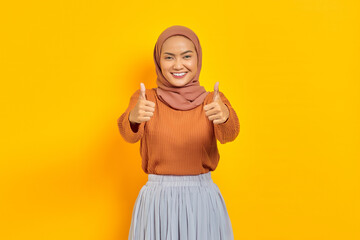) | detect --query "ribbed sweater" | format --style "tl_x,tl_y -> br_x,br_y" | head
117,88 -> 240,175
